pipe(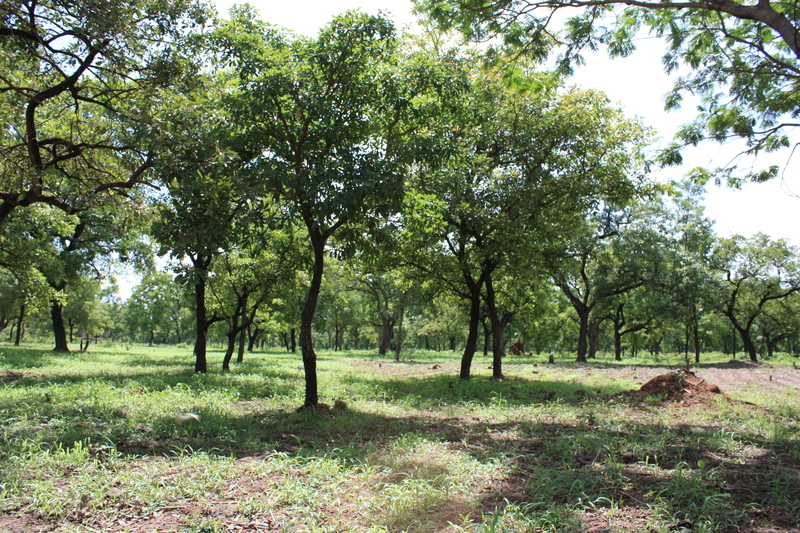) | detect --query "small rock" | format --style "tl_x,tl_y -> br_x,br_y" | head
174,413 -> 201,425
